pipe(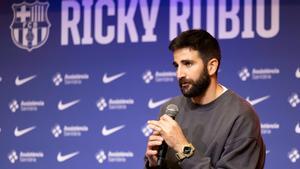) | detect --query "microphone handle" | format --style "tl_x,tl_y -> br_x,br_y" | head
157,140 -> 168,167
